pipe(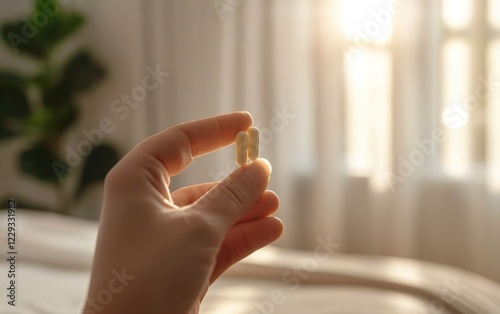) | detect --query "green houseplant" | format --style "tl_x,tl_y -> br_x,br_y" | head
0,0 -> 119,215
